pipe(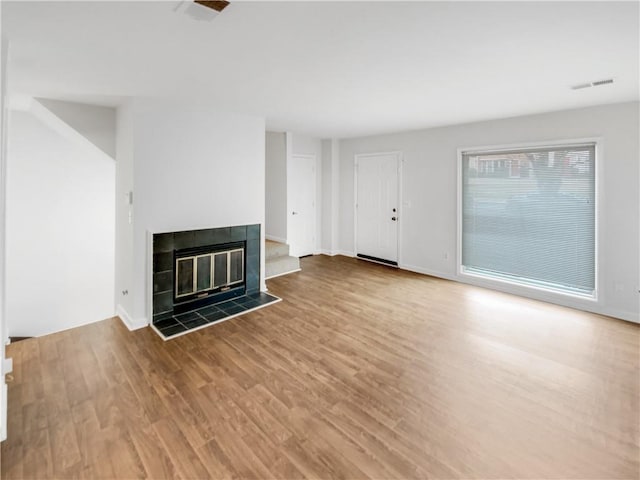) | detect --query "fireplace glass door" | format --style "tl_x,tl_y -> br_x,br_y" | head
176,247 -> 244,299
